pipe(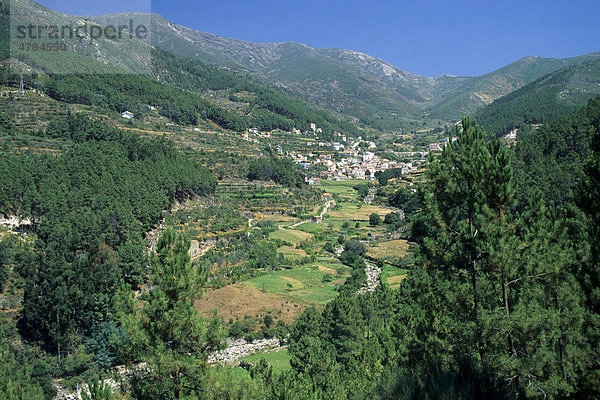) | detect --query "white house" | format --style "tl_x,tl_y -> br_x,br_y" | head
121,111 -> 134,119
